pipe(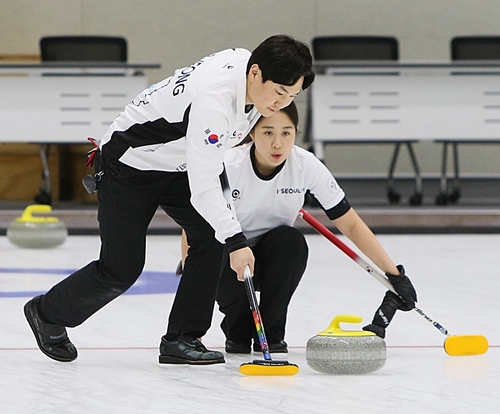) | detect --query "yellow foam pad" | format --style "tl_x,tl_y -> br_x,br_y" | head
239,360 -> 299,376
444,335 -> 489,356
